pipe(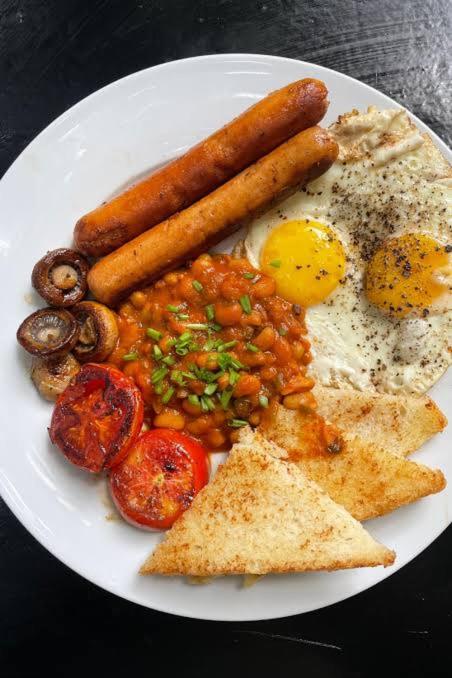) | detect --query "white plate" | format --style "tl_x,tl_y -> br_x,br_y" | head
0,54 -> 450,621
